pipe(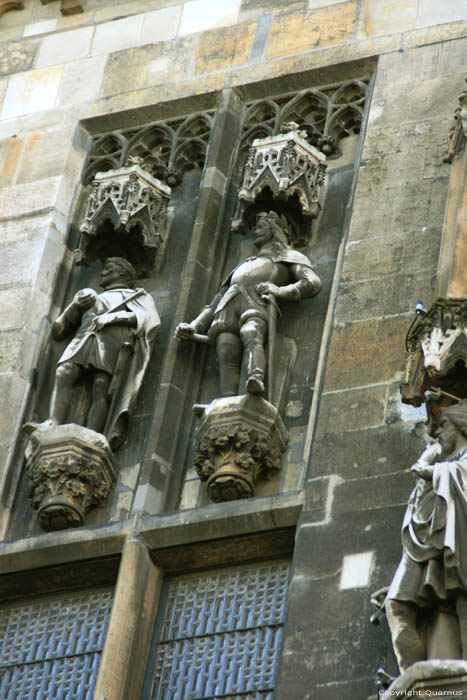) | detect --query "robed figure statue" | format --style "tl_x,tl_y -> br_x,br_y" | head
175,211 -> 321,399
385,400 -> 467,672
28,257 -> 160,450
